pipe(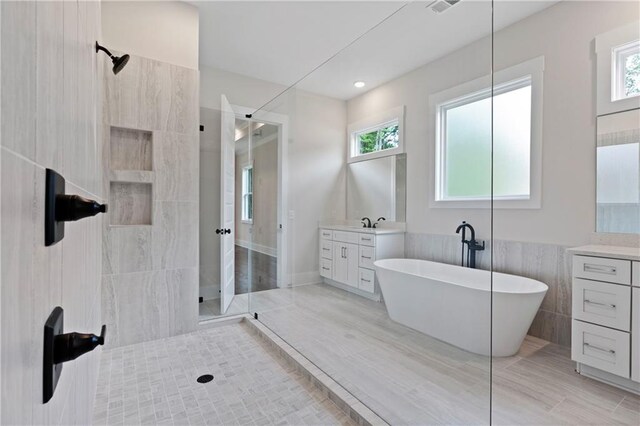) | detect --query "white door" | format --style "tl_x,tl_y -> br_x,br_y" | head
220,95 -> 235,314
345,243 -> 360,288
333,242 -> 348,284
